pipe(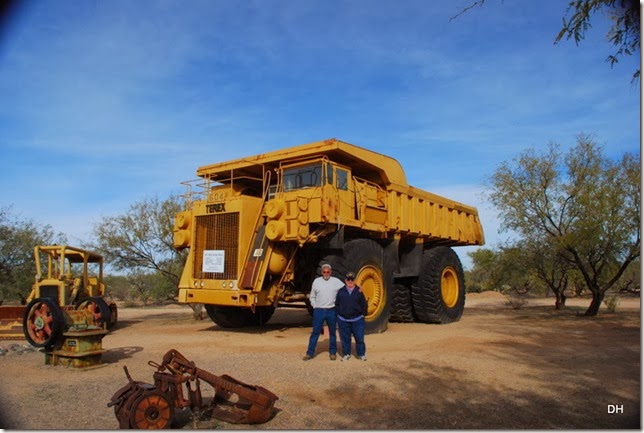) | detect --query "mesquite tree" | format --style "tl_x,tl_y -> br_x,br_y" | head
0,206 -> 66,303
523,236 -> 572,309
488,134 -> 640,316
454,0 -> 641,82
90,195 -> 187,301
